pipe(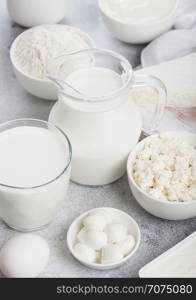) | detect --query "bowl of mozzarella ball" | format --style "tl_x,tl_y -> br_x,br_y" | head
67,207 -> 141,269
127,131 -> 196,221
